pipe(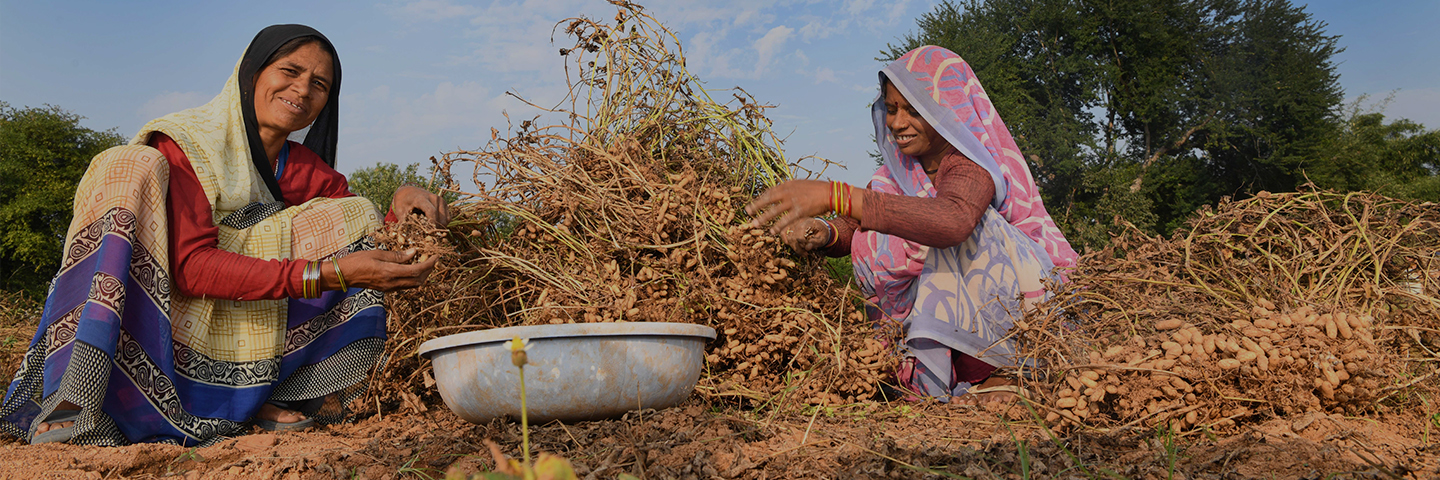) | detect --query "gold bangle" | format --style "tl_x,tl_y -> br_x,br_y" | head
822,219 -> 840,248
331,259 -> 348,291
